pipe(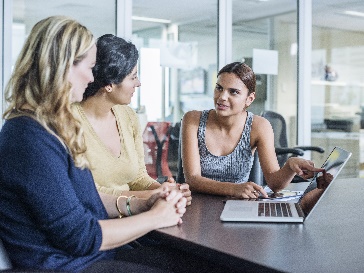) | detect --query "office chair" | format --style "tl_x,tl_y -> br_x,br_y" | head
167,122 -> 181,179
251,111 -> 324,185
142,122 -> 173,181
176,122 -> 185,184
261,111 -> 325,167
